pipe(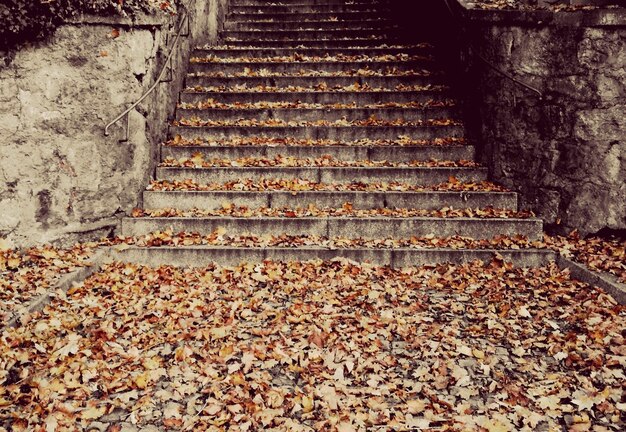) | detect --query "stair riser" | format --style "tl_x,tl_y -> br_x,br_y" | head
122,218 -> 542,240
170,125 -> 464,141
222,30 -> 400,41
185,75 -> 442,88
143,191 -> 518,211
188,61 -> 434,75
222,39 -> 402,48
180,91 -> 449,105
227,12 -> 391,22
169,125 -> 464,141
114,248 -> 555,268
175,107 -> 458,123
161,145 -> 475,162
191,47 -> 432,58
224,21 -> 395,31
155,166 -> 485,184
